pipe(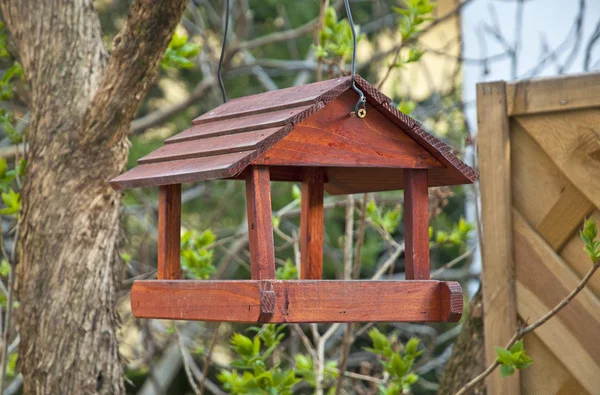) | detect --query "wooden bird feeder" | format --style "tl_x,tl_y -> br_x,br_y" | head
111,76 -> 478,324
